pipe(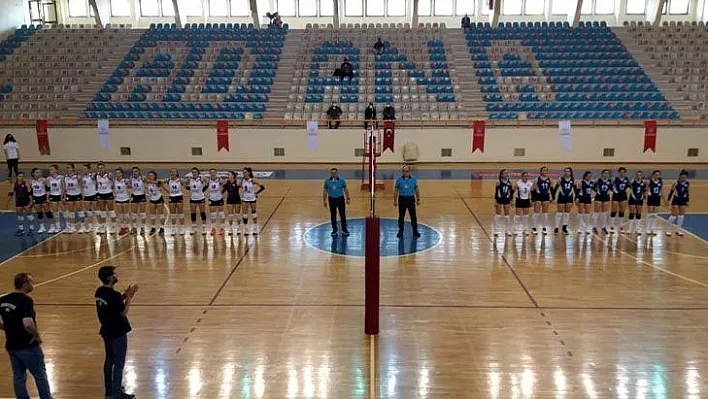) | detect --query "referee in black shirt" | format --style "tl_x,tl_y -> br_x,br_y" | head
0,273 -> 52,399
95,266 -> 138,399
